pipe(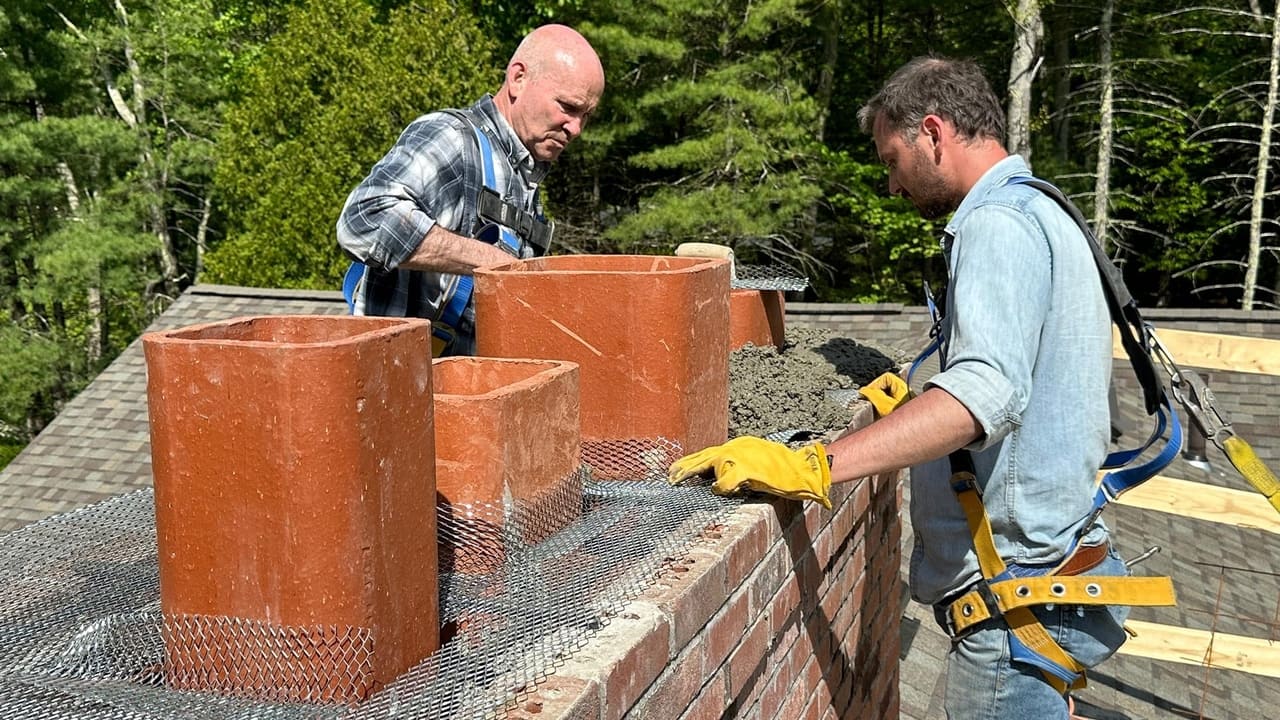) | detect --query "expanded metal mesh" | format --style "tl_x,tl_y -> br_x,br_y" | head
0,438 -> 738,720
733,263 -> 810,292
